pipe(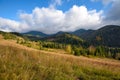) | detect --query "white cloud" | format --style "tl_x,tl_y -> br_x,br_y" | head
63,5 -> 102,31
103,0 -> 120,25
91,0 -> 115,5
0,17 -> 30,32
0,17 -> 20,32
54,0 -> 62,5
90,0 -> 120,27
1,0 -> 119,34
49,0 -> 62,8
19,5 -> 102,34
102,0 -> 113,5
20,7 -> 65,34
0,5 -> 103,34
104,0 -> 120,20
